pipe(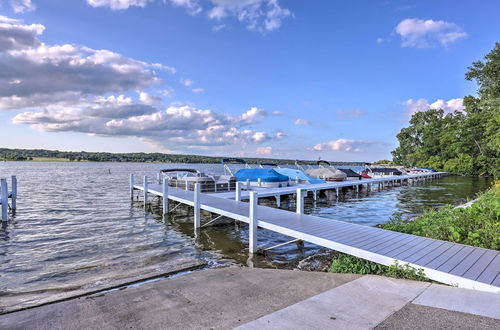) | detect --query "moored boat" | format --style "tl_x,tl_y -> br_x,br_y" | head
260,162 -> 325,184
306,160 -> 347,182
160,169 -> 236,192
222,158 -> 290,188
